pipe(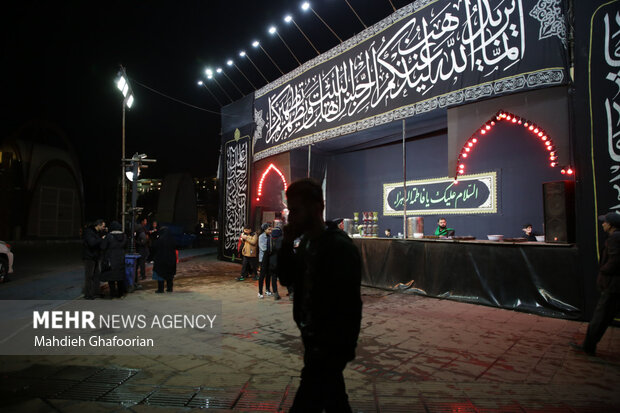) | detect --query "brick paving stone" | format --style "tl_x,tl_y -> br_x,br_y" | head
0,254 -> 619,412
